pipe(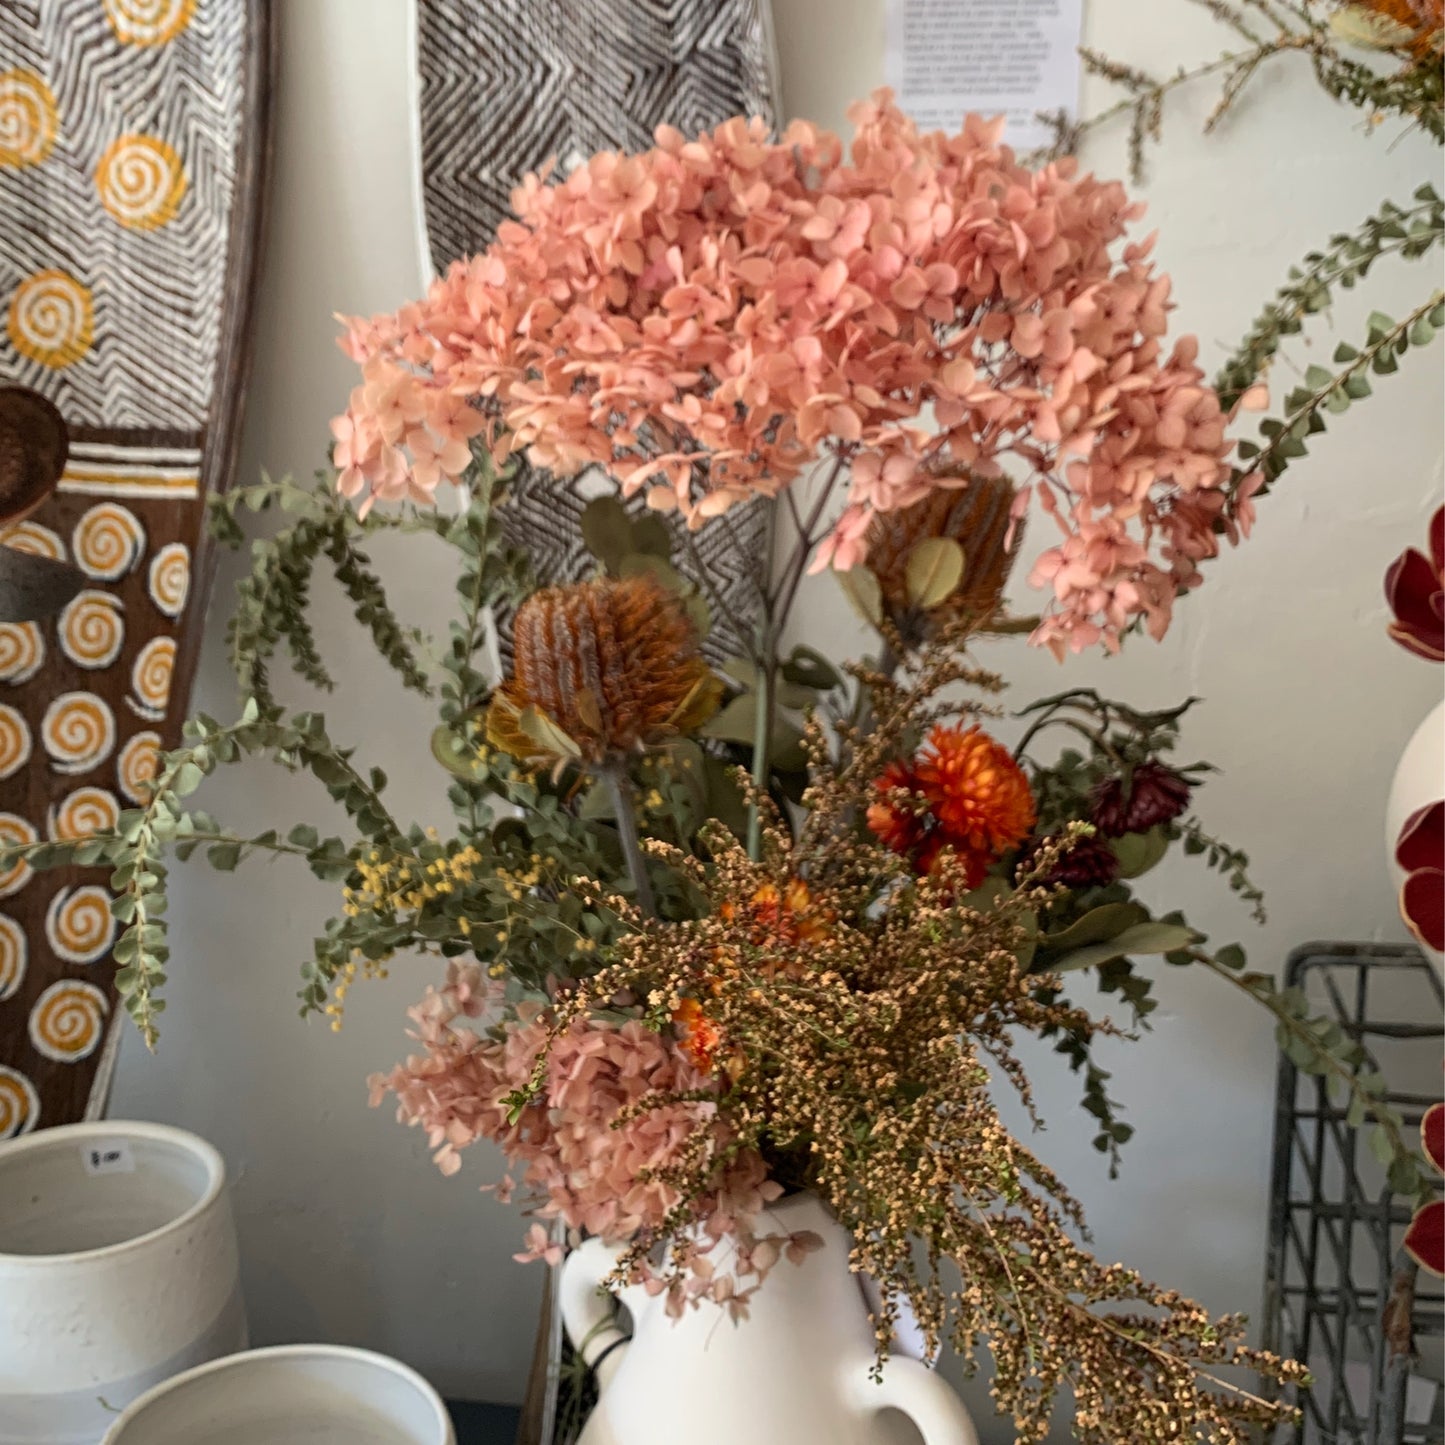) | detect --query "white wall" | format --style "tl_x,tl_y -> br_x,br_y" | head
112,0 -> 1443,1430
